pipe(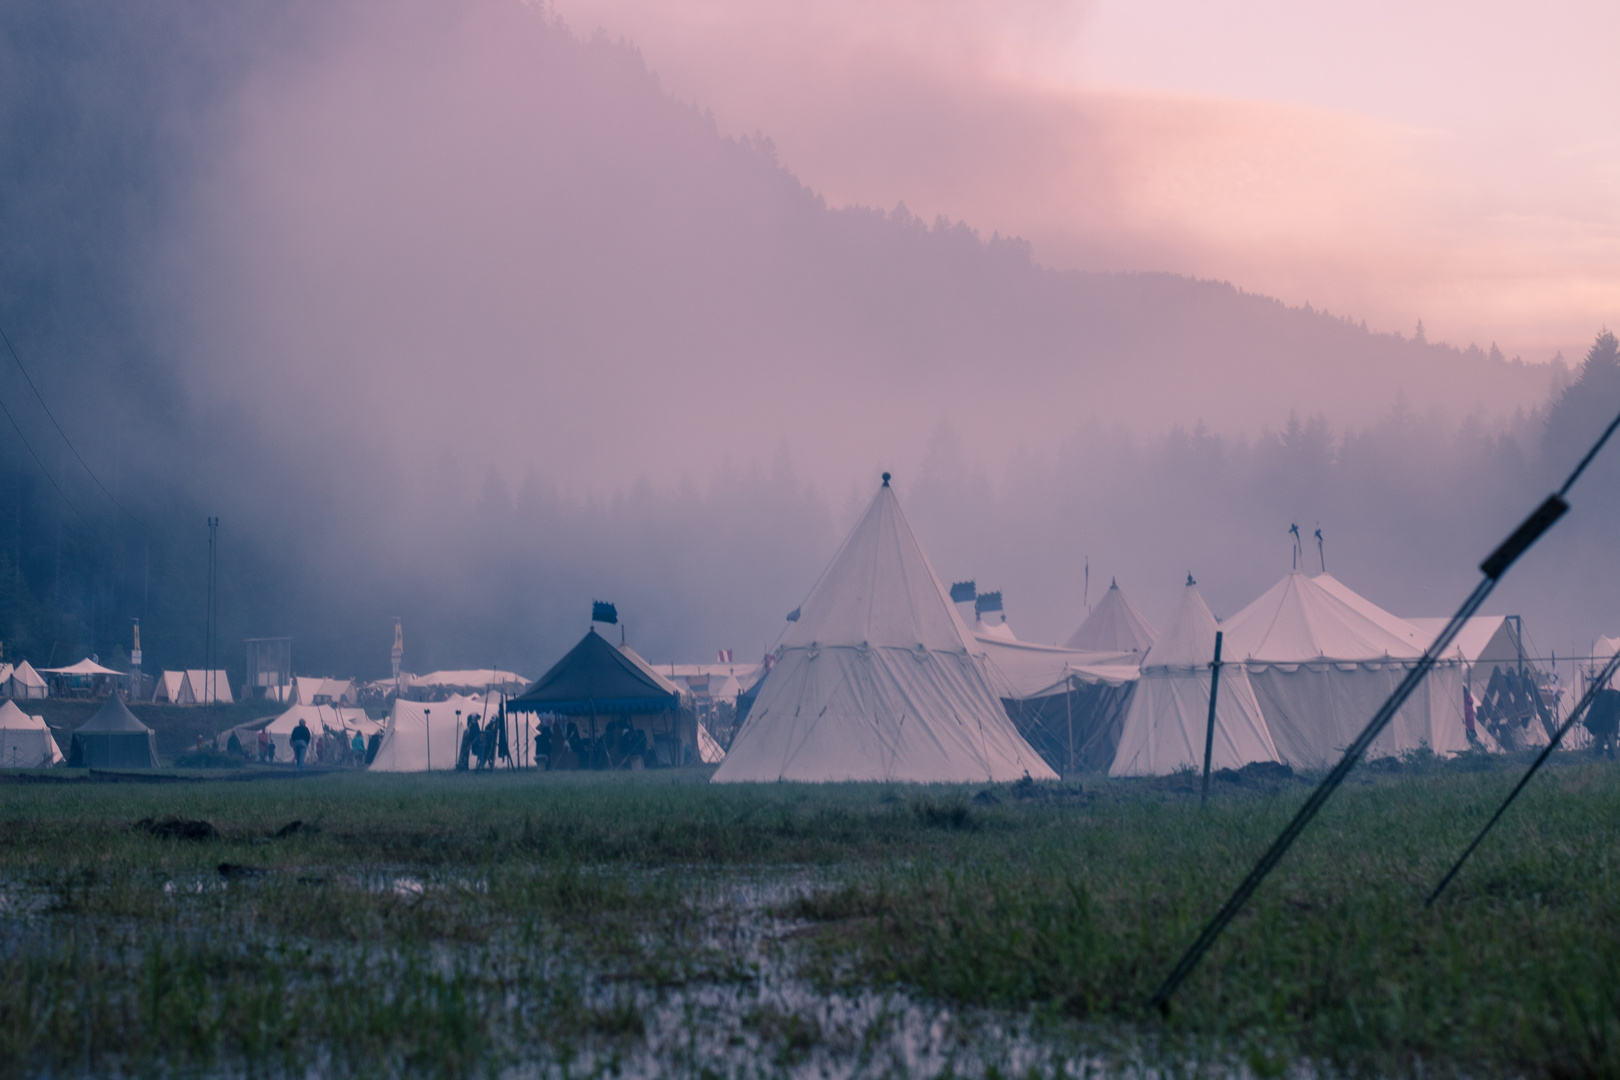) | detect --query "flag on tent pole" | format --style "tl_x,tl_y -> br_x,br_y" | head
717,649 -> 732,663
591,601 -> 617,625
